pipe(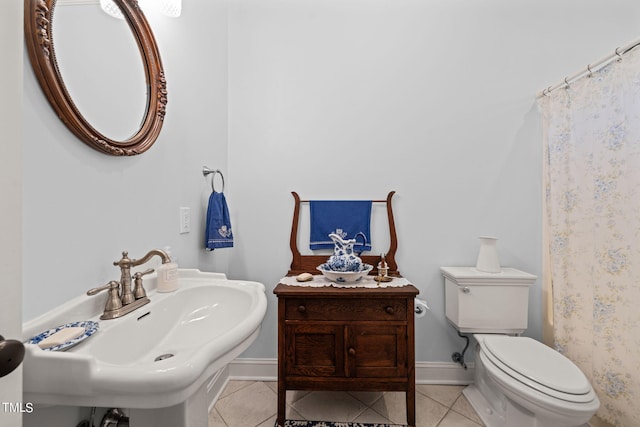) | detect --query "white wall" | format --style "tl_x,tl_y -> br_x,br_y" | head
226,0 -> 640,362
21,0 -> 640,371
1,1 -> 22,425
22,1 -> 230,320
